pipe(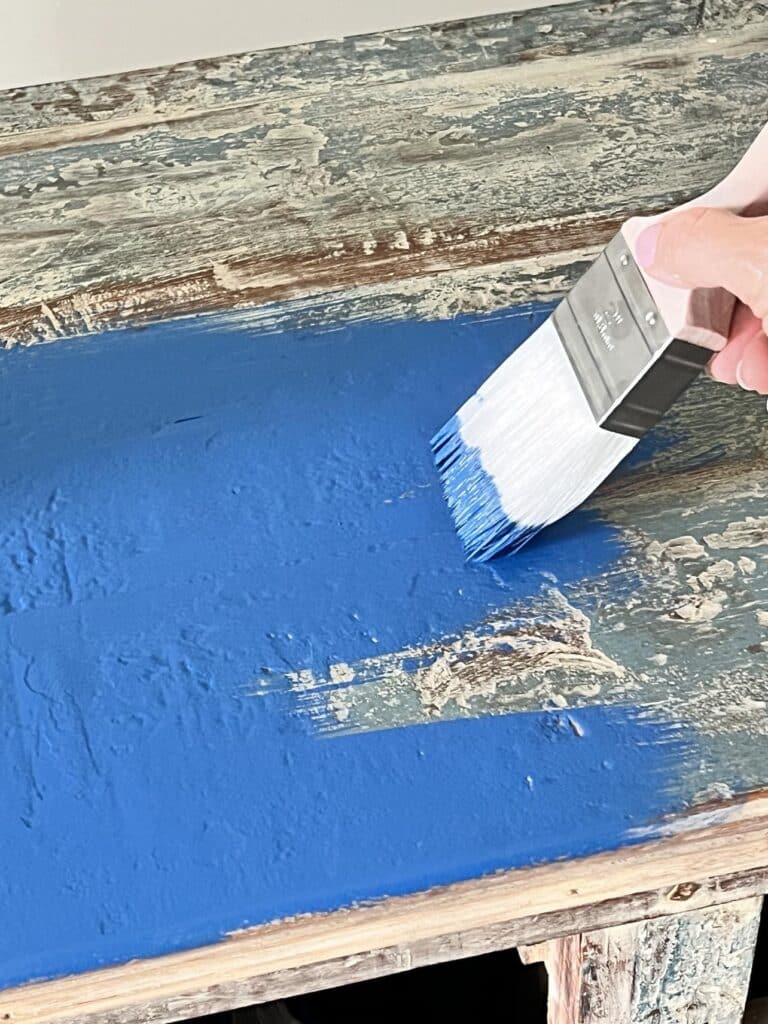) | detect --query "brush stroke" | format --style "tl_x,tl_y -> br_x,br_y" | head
290,376 -> 768,805
0,305 -> 699,989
